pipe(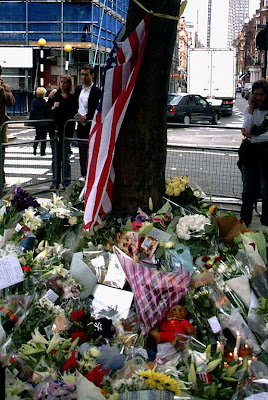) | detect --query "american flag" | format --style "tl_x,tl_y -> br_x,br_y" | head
84,14 -> 151,229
